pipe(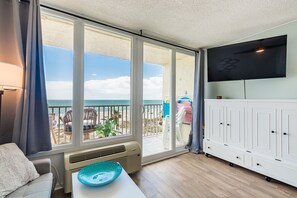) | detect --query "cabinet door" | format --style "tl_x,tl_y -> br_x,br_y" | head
207,102 -> 224,143
250,103 -> 277,157
225,103 -> 245,149
281,108 -> 297,163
